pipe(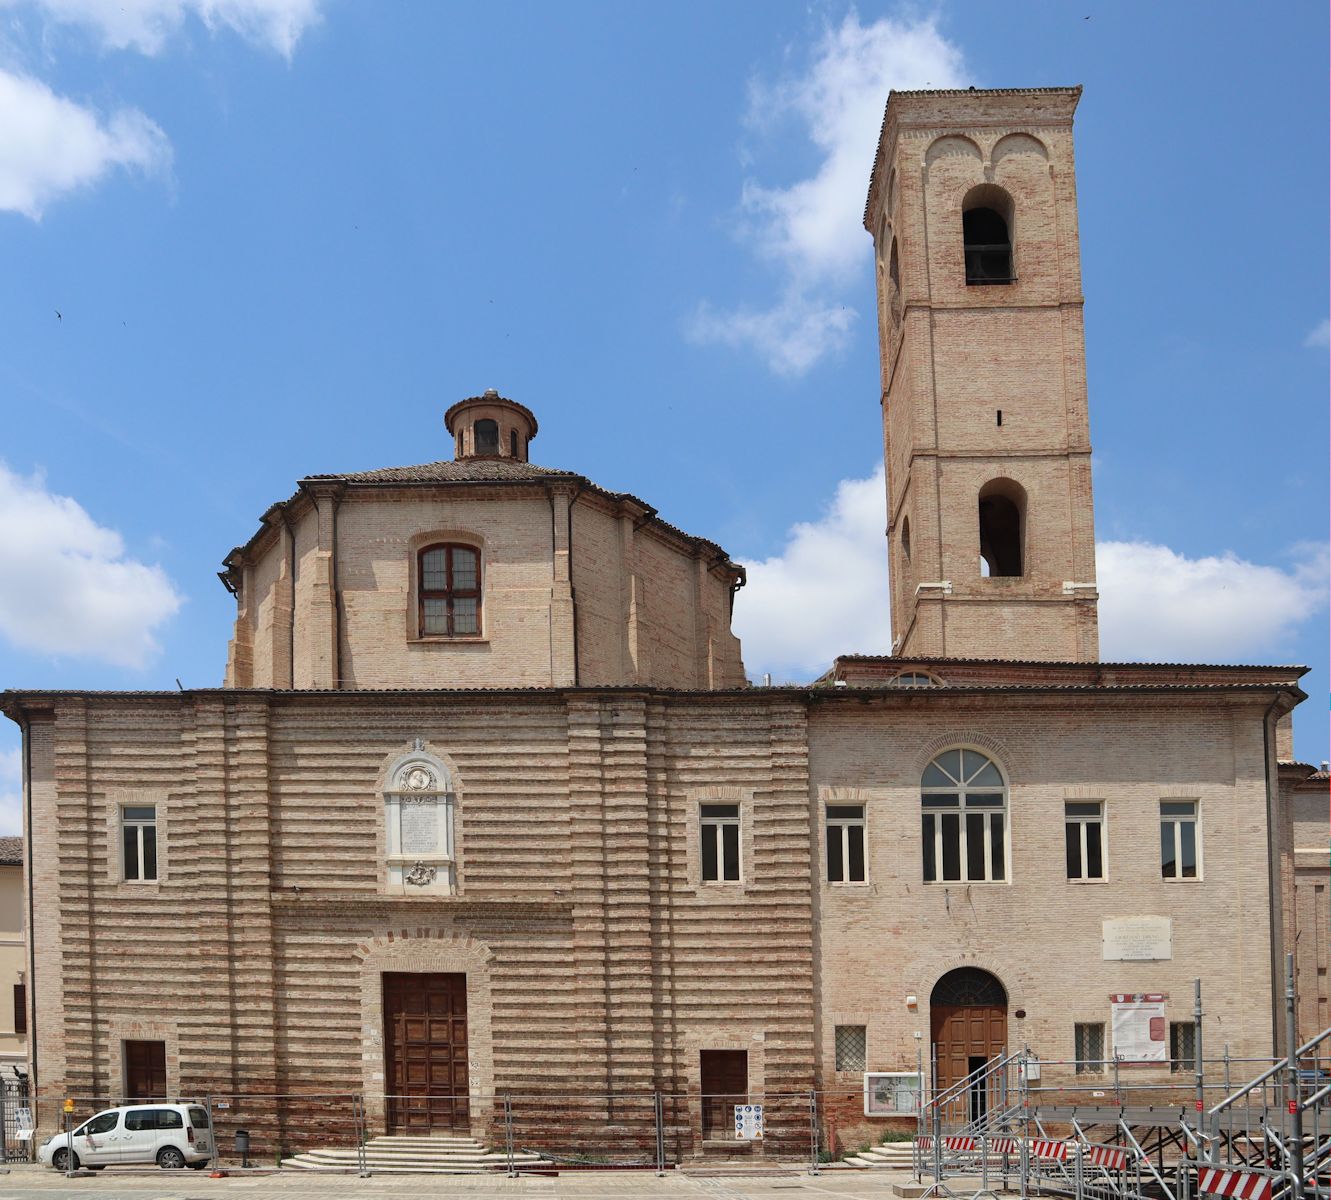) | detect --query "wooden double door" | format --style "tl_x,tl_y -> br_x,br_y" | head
383,972 -> 469,1132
